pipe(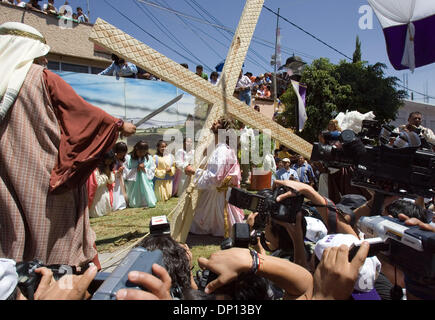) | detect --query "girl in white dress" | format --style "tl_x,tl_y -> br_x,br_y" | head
88,151 -> 116,218
112,141 -> 128,210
